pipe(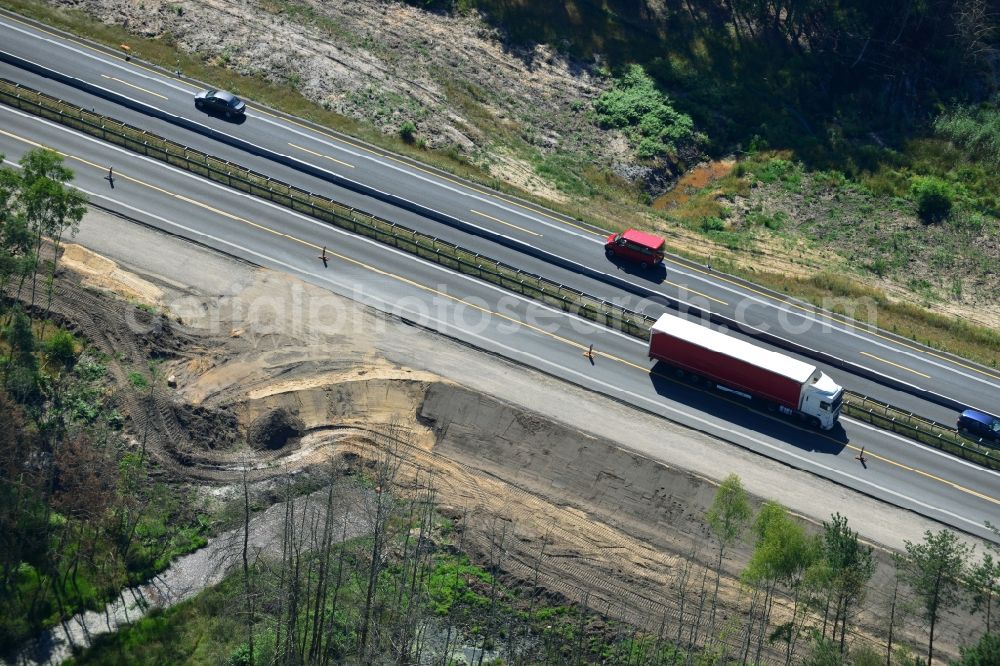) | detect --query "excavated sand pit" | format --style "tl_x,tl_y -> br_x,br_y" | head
29,208 -> 988,661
